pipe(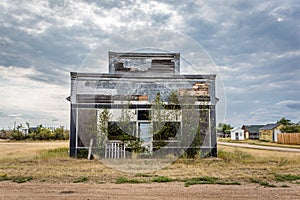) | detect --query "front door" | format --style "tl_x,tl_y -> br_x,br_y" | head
236,132 -> 239,140
139,122 -> 152,152
274,129 -> 280,142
